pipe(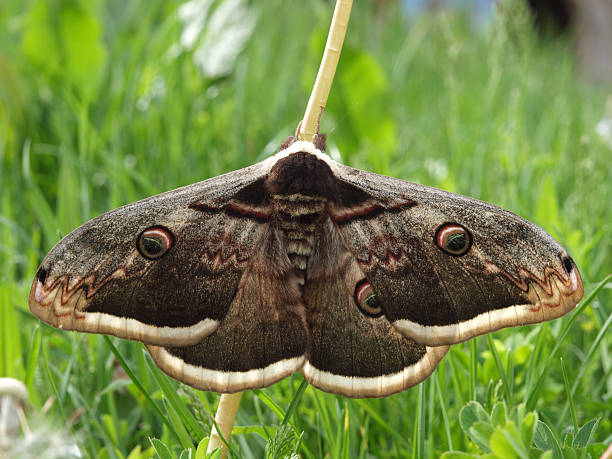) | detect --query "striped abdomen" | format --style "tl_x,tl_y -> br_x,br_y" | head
273,194 -> 327,285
